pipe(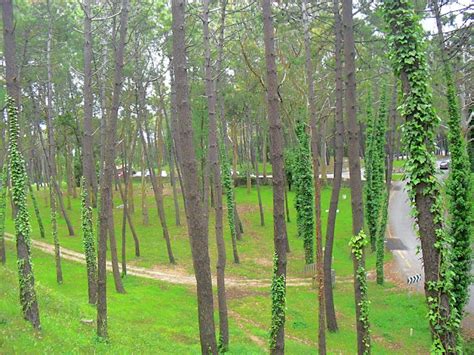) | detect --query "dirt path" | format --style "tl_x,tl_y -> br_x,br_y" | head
4,233 -> 314,287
